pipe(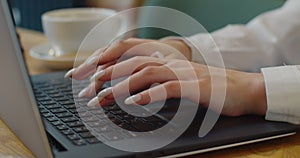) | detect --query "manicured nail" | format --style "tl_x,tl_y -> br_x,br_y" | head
64,68 -> 75,78
78,88 -> 88,98
90,70 -> 105,82
87,97 -> 99,107
152,51 -> 164,59
86,56 -> 98,66
97,87 -> 112,99
124,94 -> 141,105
